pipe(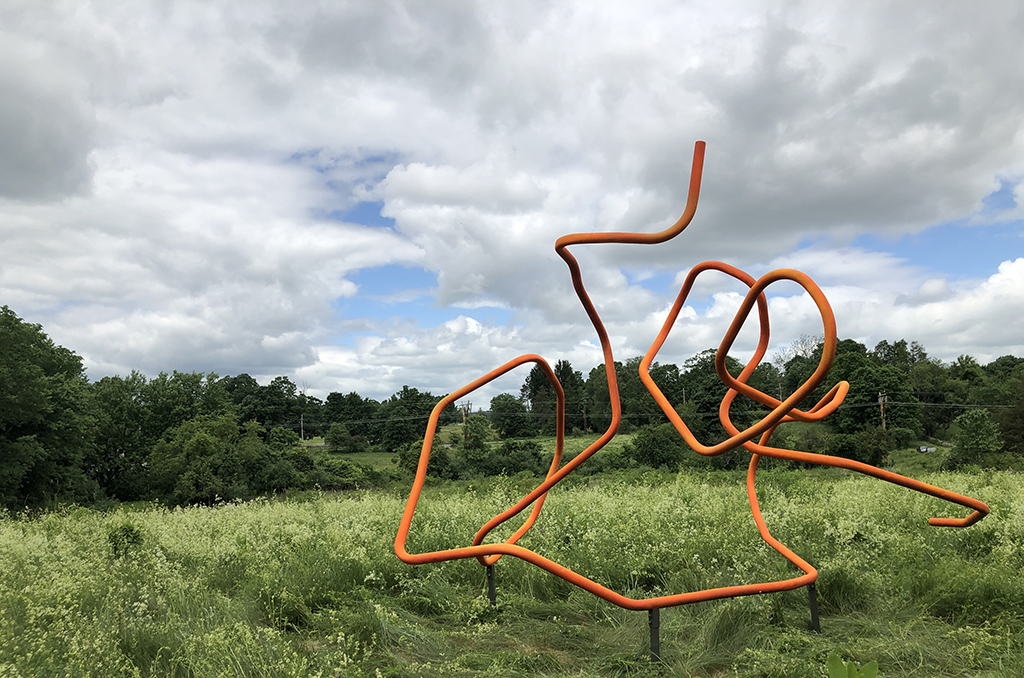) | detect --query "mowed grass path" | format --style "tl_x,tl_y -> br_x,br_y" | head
1,467 -> 1021,677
